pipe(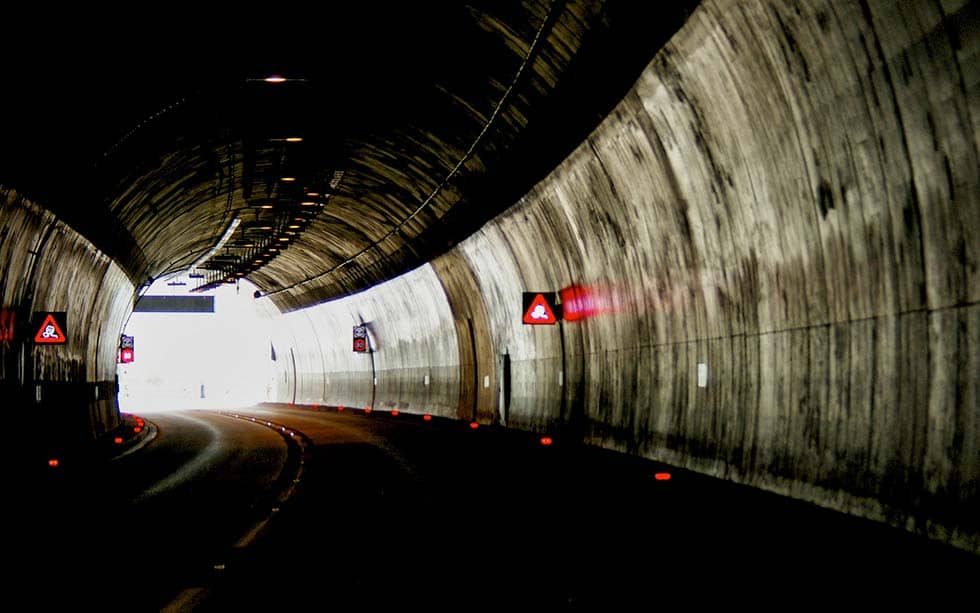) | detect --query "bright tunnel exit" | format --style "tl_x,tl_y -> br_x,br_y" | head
117,276 -> 276,411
